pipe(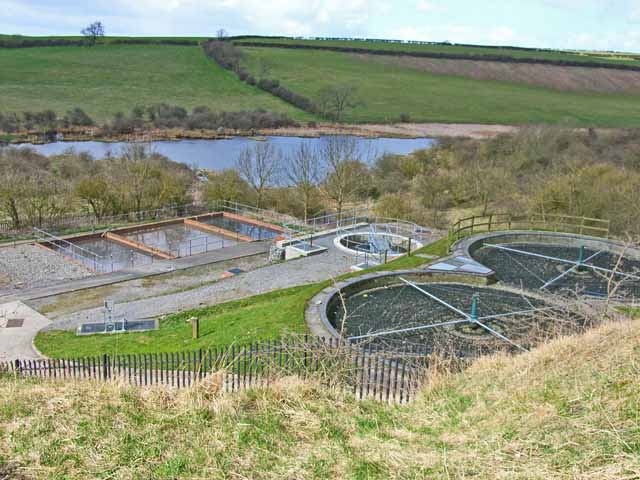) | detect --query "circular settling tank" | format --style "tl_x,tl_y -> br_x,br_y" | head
465,232 -> 640,300
334,232 -> 422,257
323,273 -> 581,357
